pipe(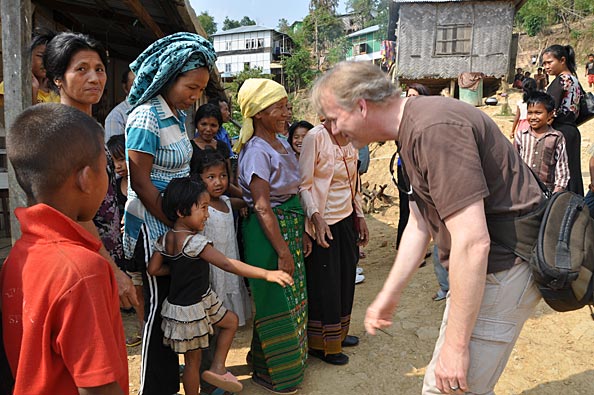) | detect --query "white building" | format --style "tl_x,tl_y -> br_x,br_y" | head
212,25 -> 293,82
